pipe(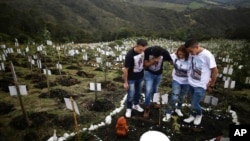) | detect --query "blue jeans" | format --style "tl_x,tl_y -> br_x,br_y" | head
126,77 -> 143,109
167,80 -> 189,114
144,71 -> 162,106
189,86 -> 206,116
